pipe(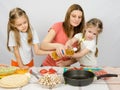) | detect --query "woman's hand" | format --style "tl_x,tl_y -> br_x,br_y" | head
56,60 -> 68,67
55,44 -> 66,58
49,43 -> 66,60
56,58 -> 77,67
49,51 -> 60,60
